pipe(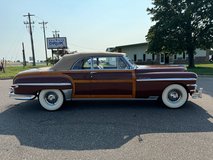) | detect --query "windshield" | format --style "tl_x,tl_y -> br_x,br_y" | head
124,56 -> 137,69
